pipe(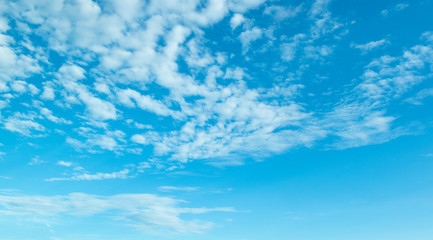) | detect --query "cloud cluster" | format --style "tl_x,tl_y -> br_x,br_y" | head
0,0 -> 432,169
